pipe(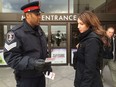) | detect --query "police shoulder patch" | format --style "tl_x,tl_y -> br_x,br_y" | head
6,31 -> 15,43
